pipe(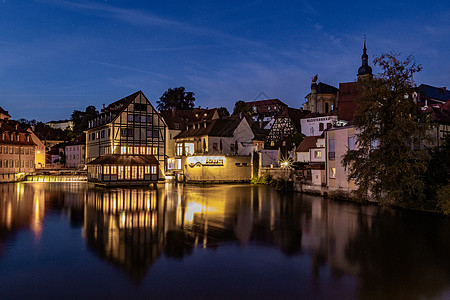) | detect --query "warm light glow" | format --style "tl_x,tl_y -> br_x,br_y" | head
187,156 -> 226,167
